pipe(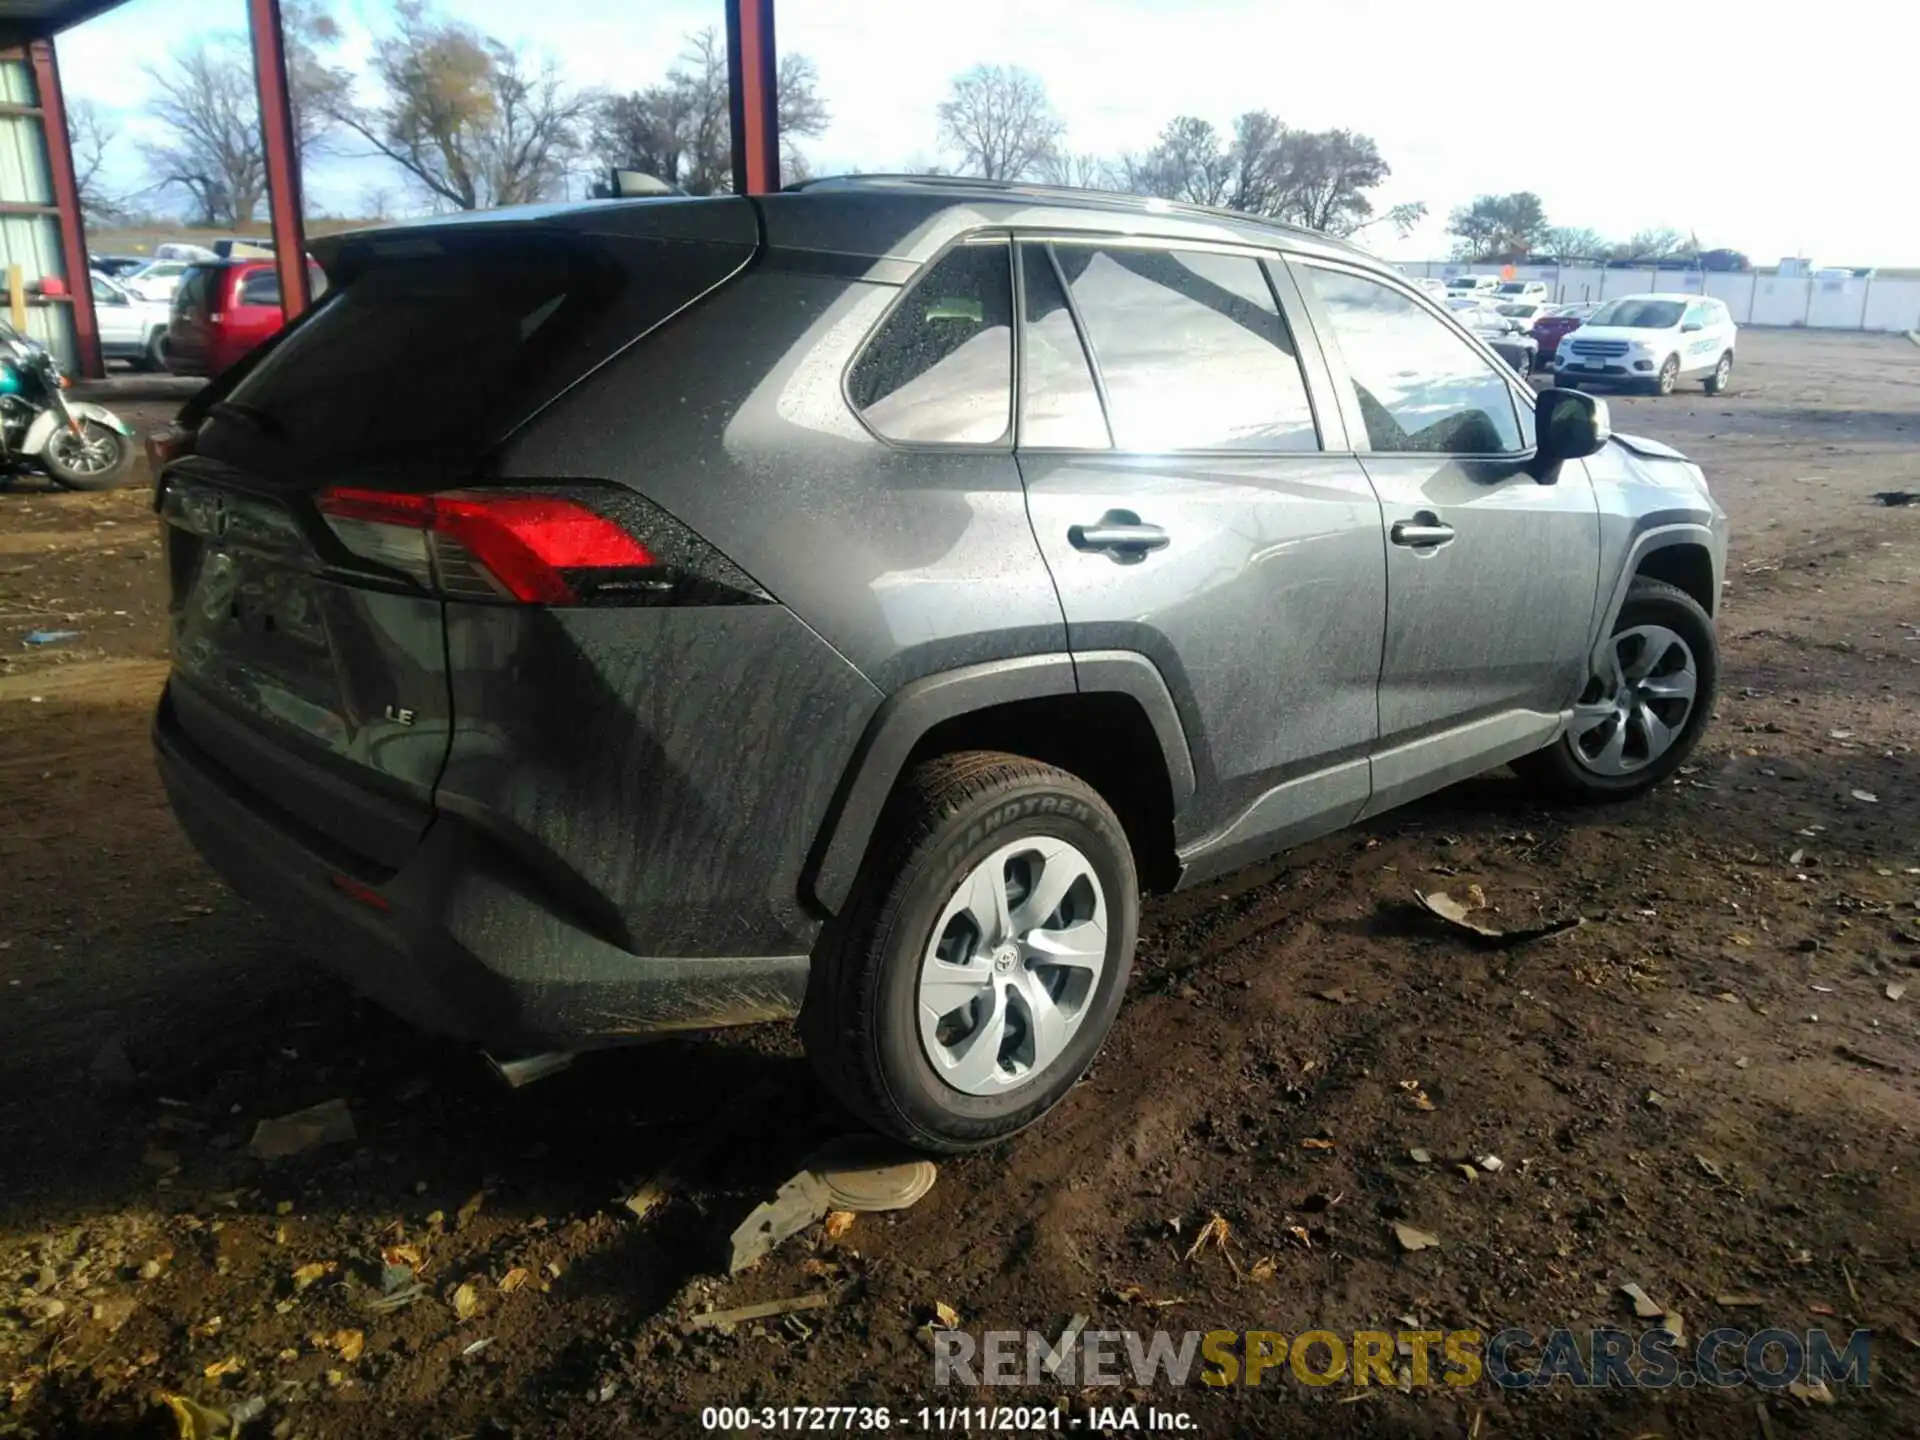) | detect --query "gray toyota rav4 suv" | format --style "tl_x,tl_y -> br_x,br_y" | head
153,177 -> 1727,1151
